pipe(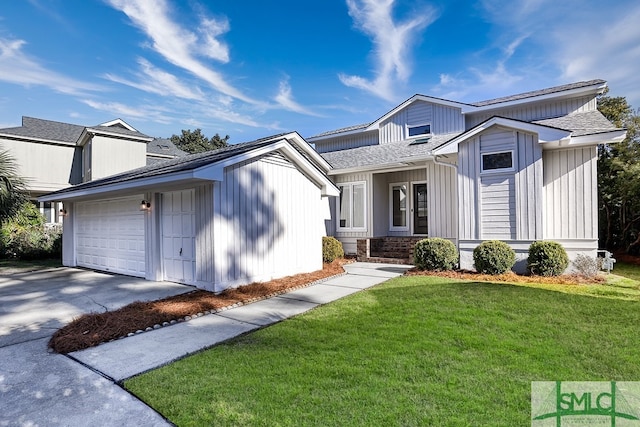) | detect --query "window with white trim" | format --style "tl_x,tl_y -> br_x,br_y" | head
337,182 -> 366,230
389,182 -> 409,231
481,151 -> 514,173
407,123 -> 431,137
